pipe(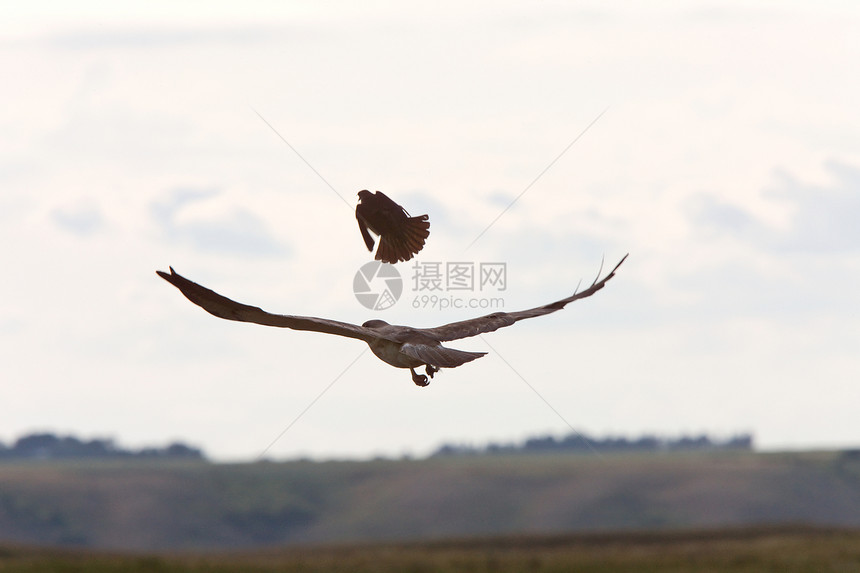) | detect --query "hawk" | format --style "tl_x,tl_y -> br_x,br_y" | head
157,255 -> 626,386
